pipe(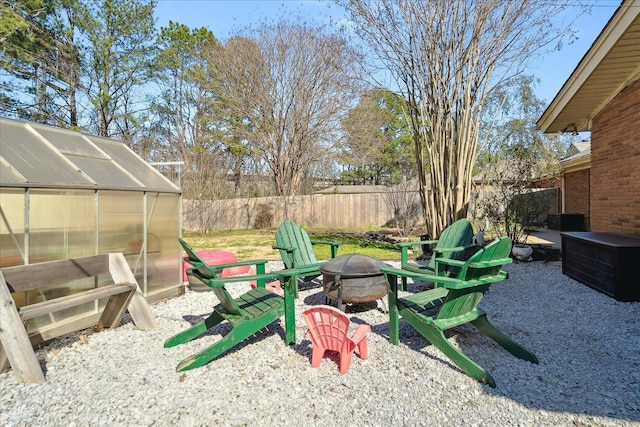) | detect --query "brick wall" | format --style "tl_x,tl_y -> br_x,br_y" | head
590,78 -> 640,236
564,168 -> 590,227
